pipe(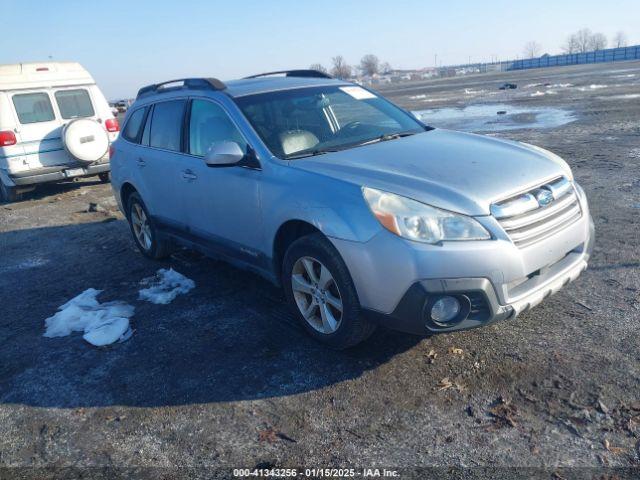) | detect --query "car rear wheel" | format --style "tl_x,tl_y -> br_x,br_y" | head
98,172 -> 110,183
283,233 -> 376,349
127,192 -> 173,259
0,181 -> 20,203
